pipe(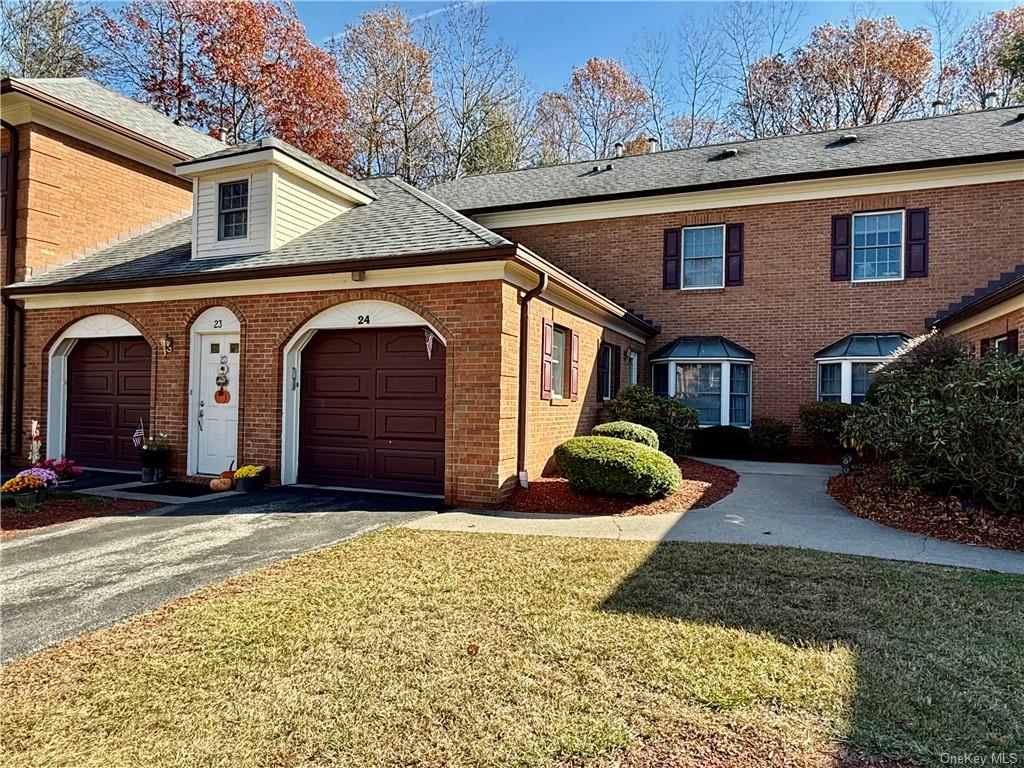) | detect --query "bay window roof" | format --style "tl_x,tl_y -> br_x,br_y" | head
814,333 -> 909,359
650,335 -> 755,362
